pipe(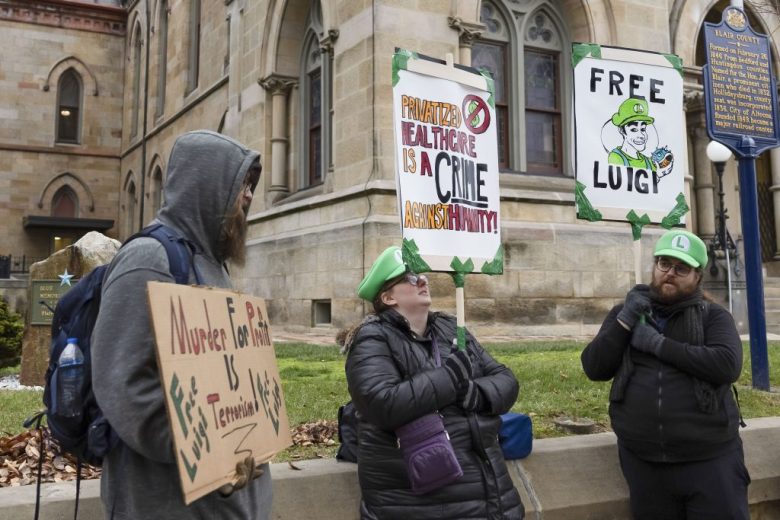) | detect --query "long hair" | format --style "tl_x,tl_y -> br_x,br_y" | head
218,192 -> 248,265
